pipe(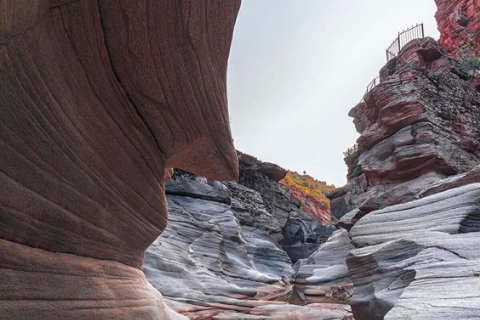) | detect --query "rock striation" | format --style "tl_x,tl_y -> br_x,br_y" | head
0,1 -> 240,319
233,7 -> 480,320
321,35 -> 480,319
145,169 -> 294,319
236,153 -> 336,262
331,37 -> 480,221
144,156 -> 347,319
435,0 -> 479,57
347,181 -> 480,320
295,230 -> 354,306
